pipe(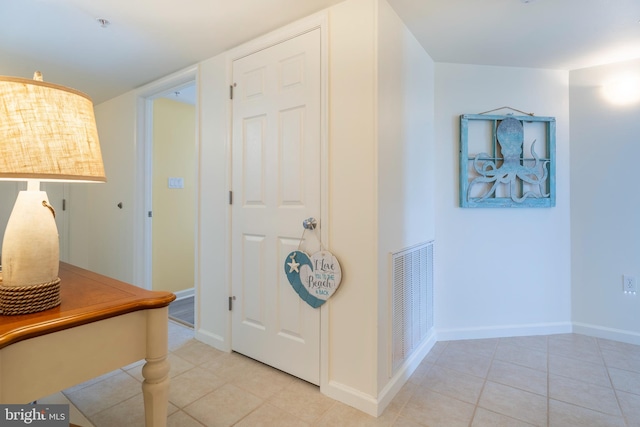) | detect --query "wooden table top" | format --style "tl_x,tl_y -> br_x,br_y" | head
0,262 -> 175,349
